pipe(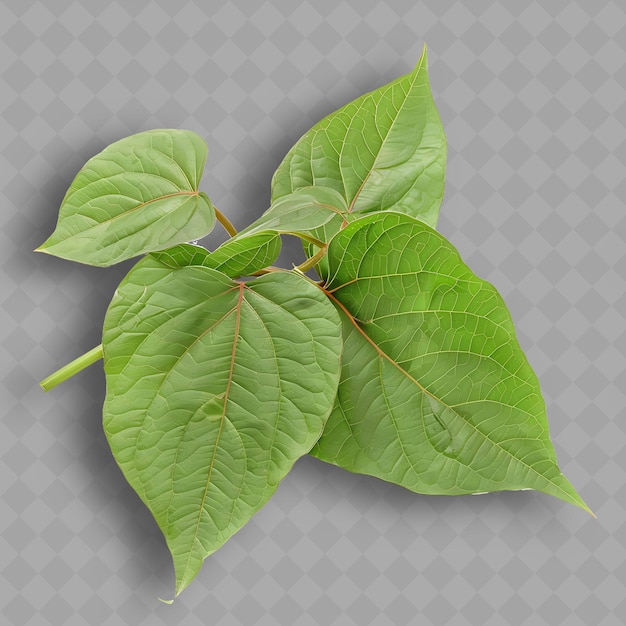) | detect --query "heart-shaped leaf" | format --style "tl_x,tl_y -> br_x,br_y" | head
102,258 -> 342,595
312,212 -> 591,514
271,47 -> 446,228
36,129 -> 216,266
